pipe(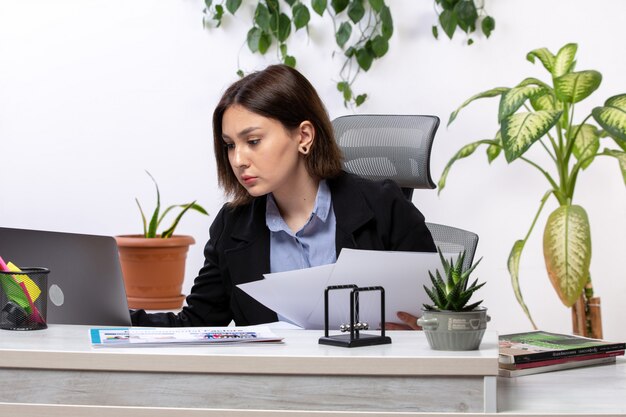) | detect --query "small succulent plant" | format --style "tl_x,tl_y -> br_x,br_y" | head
423,249 -> 485,312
